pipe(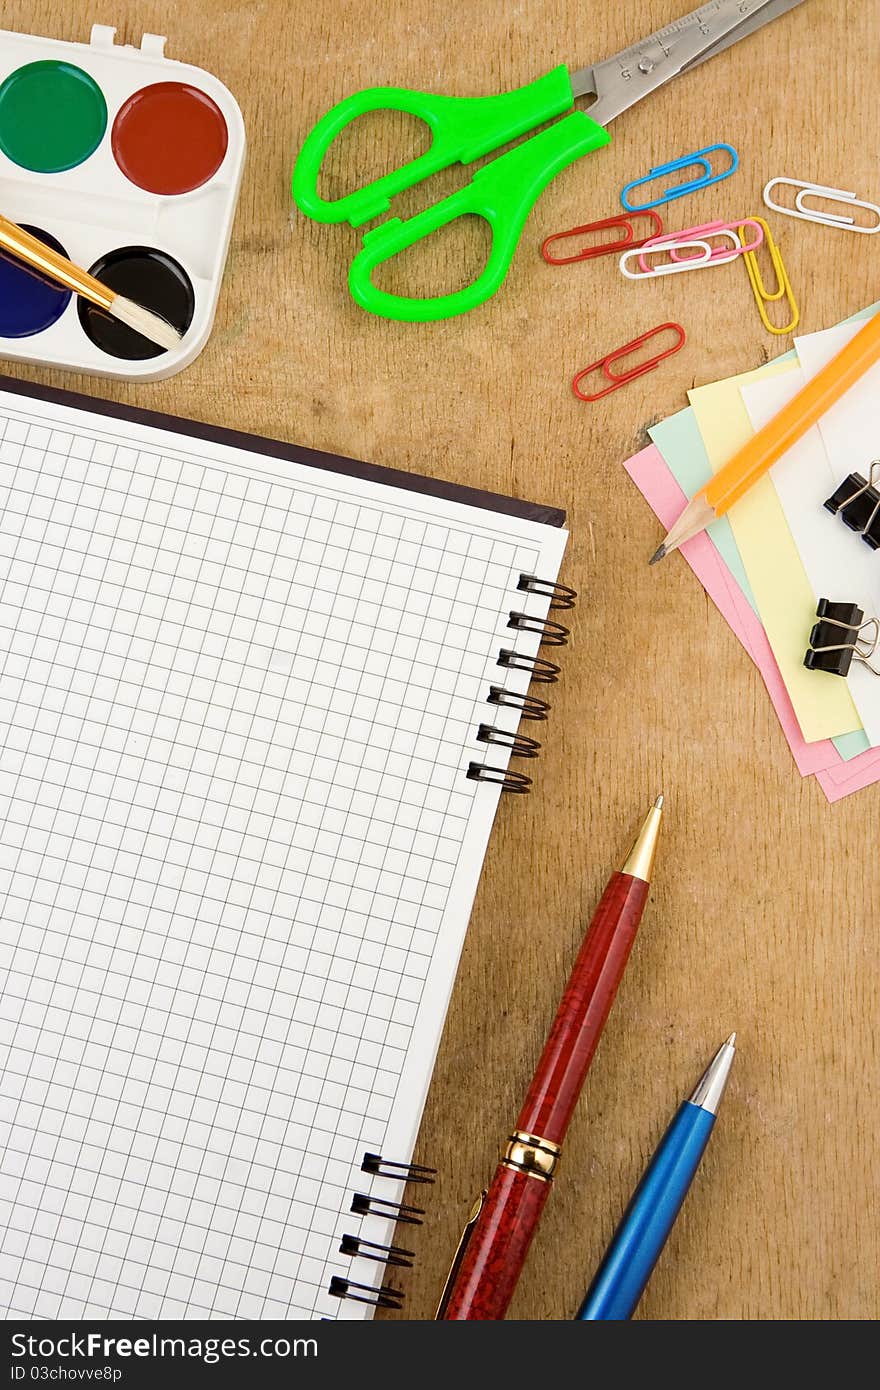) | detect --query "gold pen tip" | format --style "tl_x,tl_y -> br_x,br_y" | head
620,796 -> 665,882
648,544 -> 666,565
